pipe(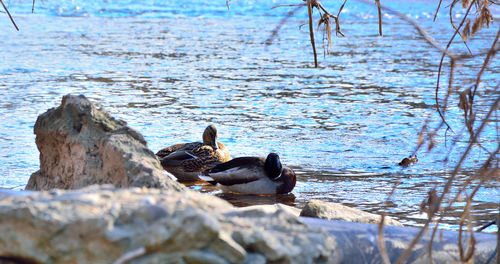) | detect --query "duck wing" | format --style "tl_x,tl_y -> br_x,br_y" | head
204,157 -> 265,185
156,142 -> 202,158
179,145 -> 223,172
160,150 -> 198,167
158,142 -> 203,166
207,157 -> 264,173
